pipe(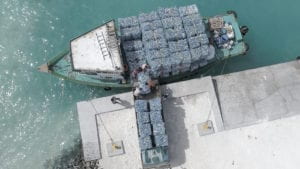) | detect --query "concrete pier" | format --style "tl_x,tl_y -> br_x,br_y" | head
77,60 -> 300,169
214,60 -> 300,129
